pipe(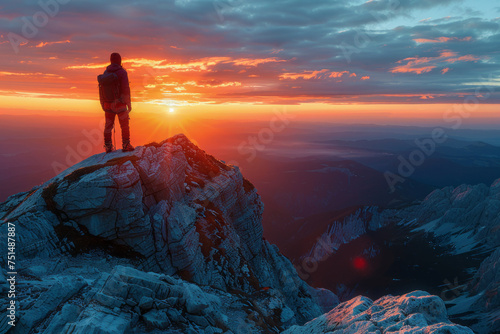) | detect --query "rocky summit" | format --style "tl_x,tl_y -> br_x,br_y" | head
0,134 -> 474,333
